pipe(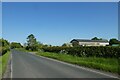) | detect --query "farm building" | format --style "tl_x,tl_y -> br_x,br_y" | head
70,39 -> 109,46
